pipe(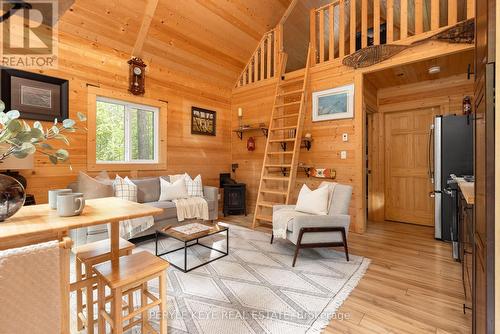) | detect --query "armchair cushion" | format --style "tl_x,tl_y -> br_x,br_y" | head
288,214 -> 351,245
